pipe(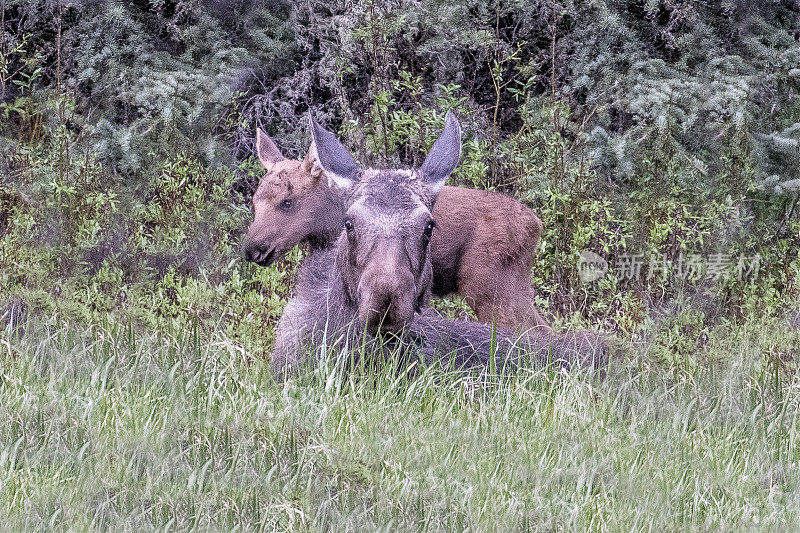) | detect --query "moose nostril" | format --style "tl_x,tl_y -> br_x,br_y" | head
358,269 -> 417,331
243,242 -> 278,267
360,288 -> 413,333
244,243 -> 265,263
243,245 -> 256,262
